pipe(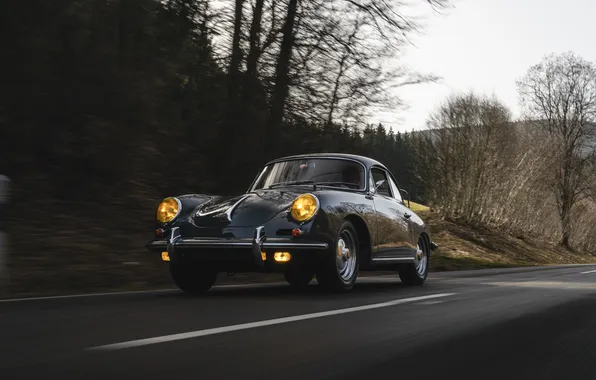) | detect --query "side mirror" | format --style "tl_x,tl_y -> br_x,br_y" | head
400,188 -> 411,208
371,179 -> 386,195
